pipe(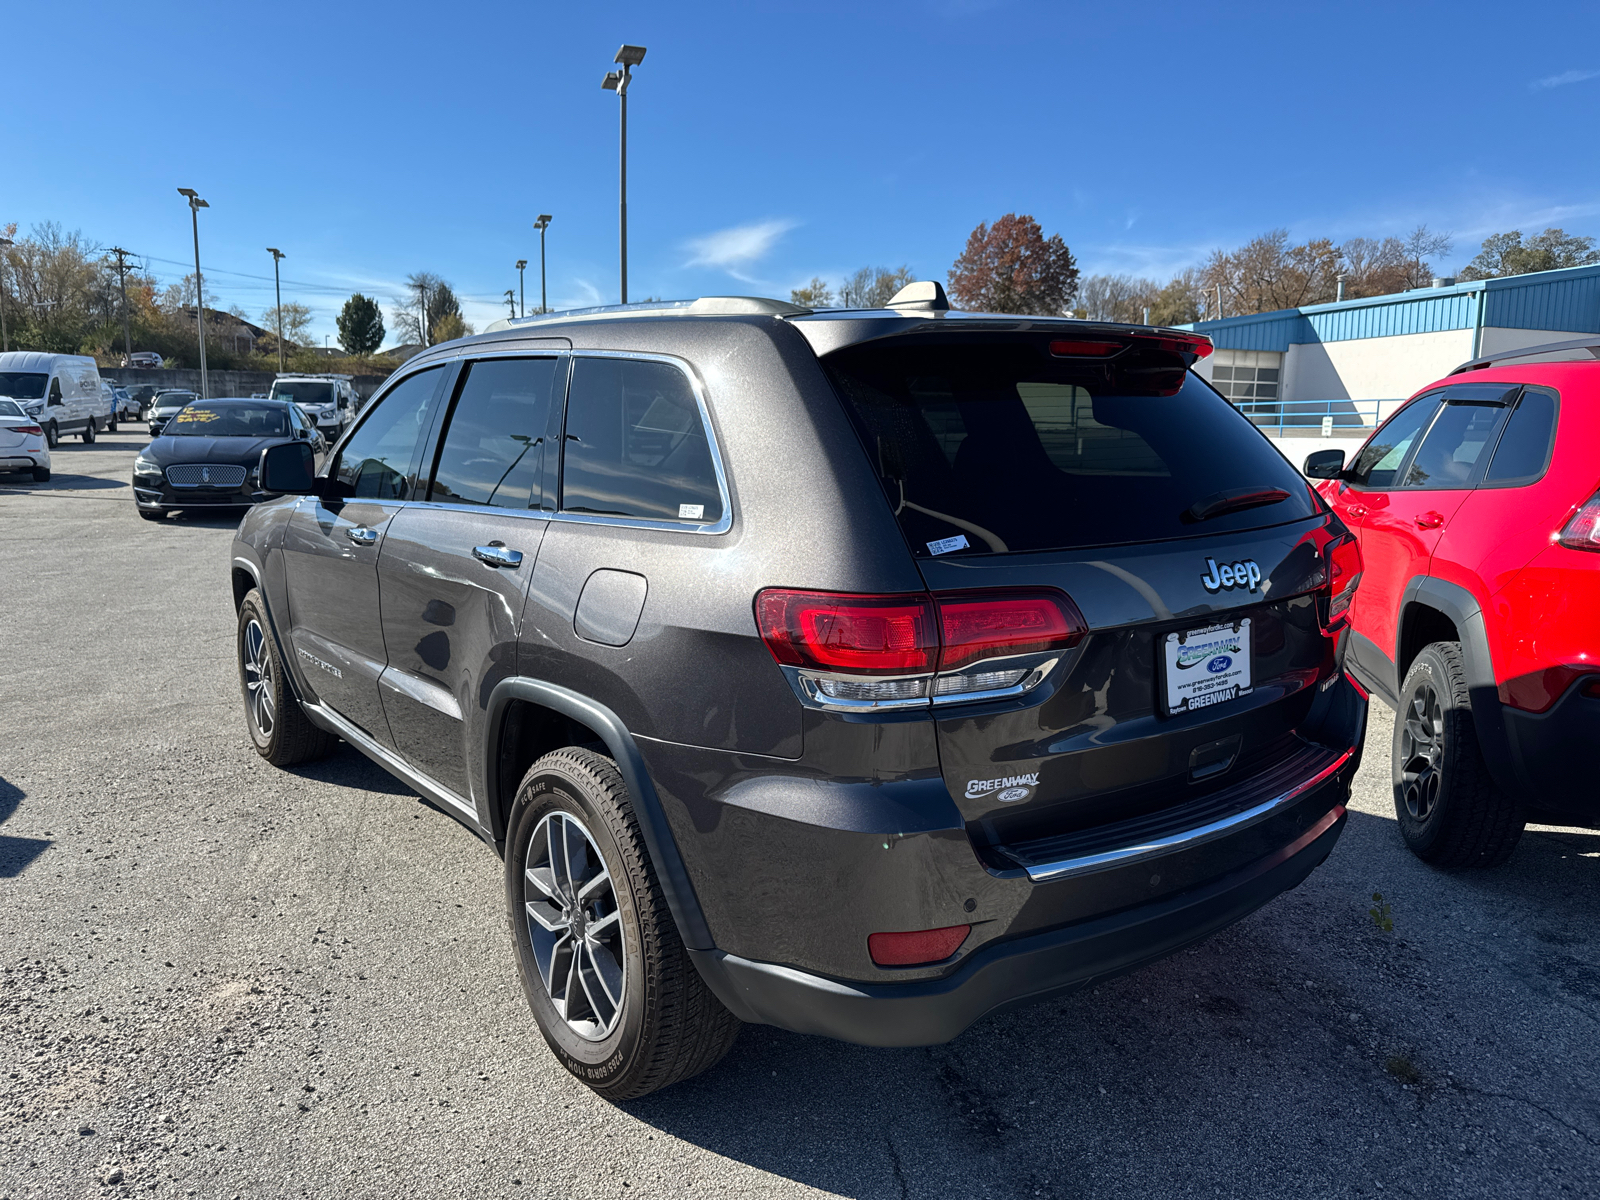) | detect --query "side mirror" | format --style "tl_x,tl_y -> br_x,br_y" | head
1304,449 -> 1346,480
260,441 -> 318,494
